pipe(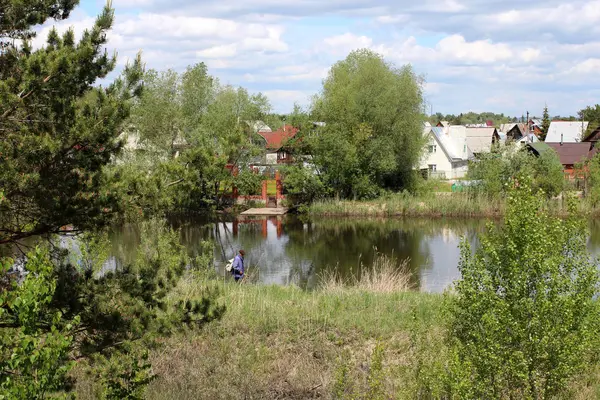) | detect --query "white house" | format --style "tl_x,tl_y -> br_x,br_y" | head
545,121 -> 589,143
420,126 -> 472,179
